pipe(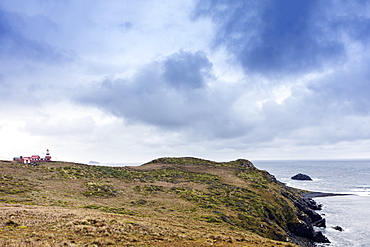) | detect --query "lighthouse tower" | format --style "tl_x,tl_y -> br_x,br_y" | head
45,149 -> 51,161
